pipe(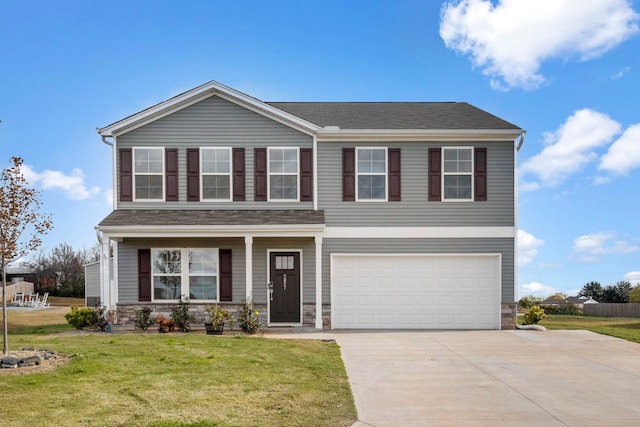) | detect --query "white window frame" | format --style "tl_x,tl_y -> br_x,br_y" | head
200,147 -> 232,202
356,147 -> 388,202
442,146 -> 474,202
268,147 -> 300,202
133,147 -> 165,202
151,248 -> 220,302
